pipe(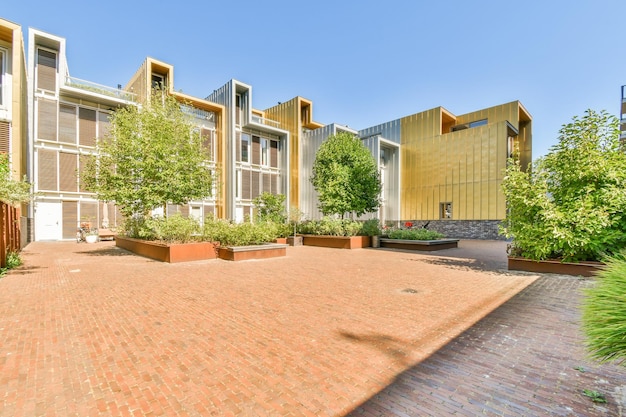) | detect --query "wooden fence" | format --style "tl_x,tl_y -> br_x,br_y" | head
0,202 -> 21,268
